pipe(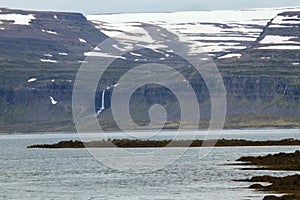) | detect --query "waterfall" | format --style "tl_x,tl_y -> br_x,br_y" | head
97,90 -> 106,115
76,84 -> 118,125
